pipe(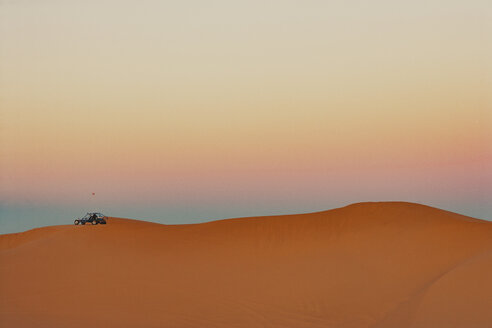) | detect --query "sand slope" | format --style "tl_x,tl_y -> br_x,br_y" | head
1,202 -> 491,327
